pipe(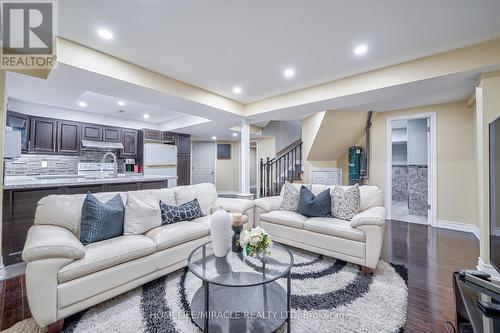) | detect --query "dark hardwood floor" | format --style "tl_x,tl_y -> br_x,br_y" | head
381,220 -> 479,332
0,220 -> 479,332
